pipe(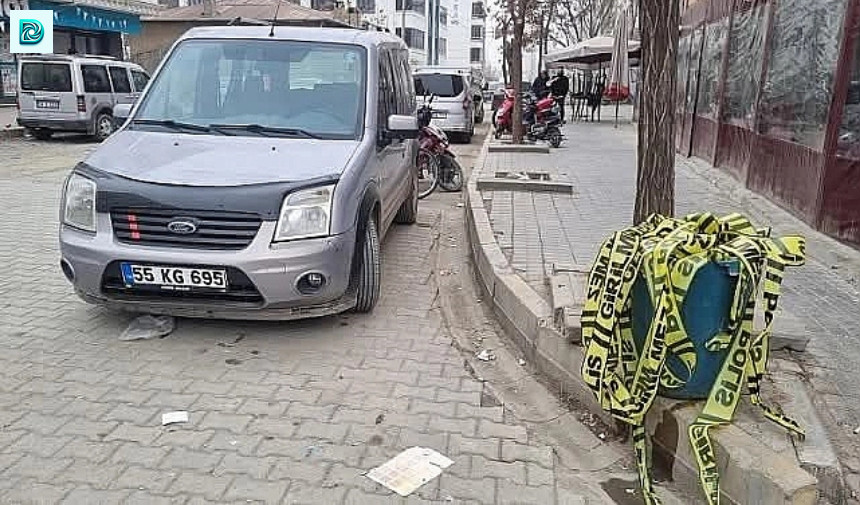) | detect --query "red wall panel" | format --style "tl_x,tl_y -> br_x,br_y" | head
692,116 -> 719,163
715,123 -> 753,182
748,136 -> 825,223
820,157 -> 860,244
